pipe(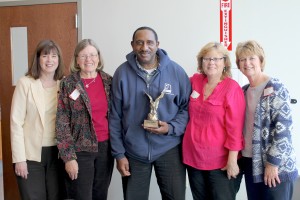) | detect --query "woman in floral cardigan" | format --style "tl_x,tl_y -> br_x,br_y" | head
56,39 -> 114,200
